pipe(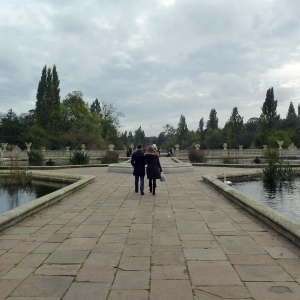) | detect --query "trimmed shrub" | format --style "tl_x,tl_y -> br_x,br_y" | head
27,150 -> 44,163
101,151 -> 119,164
68,151 -> 90,165
188,149 -> 206,163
